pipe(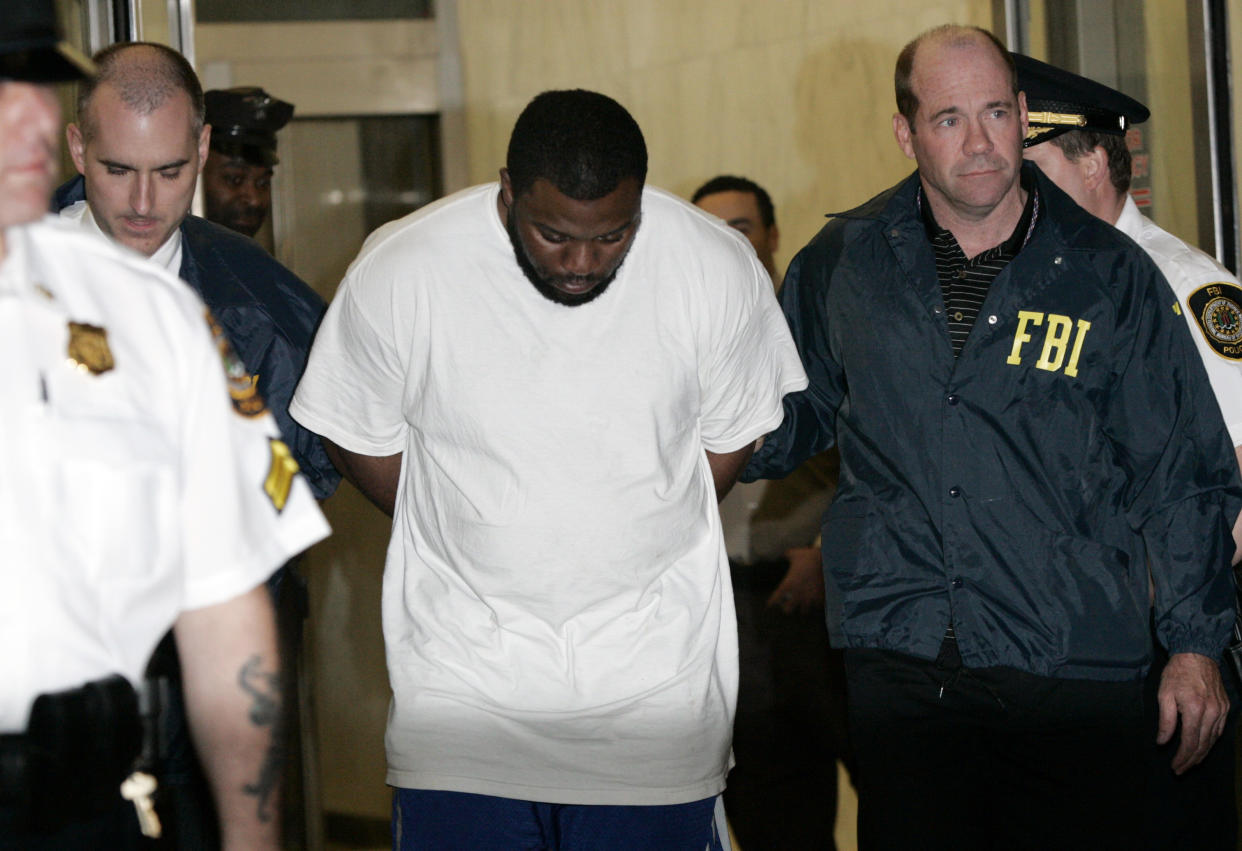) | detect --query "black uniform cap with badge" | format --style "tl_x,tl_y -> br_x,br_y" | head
1013,52 -> 1149,148
0,0 -> 95,82
204,86 -> 294,167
